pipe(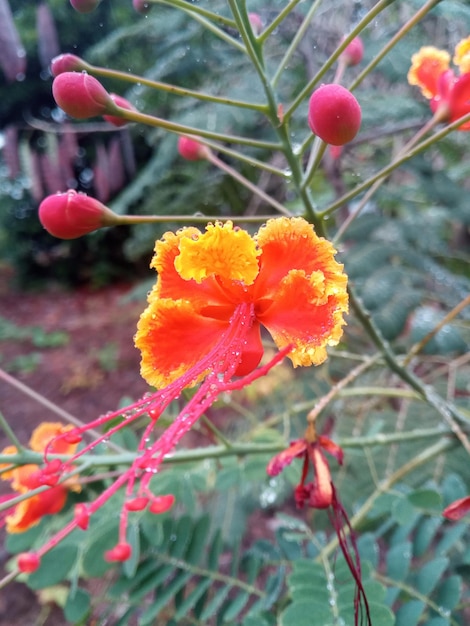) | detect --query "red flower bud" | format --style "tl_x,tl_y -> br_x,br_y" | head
63,430 -> 83,444
177,136 -> 210,161
103,93 -> 136,127
340,37 -> 364,67
248,13 -> 263,35
74,503 -> 90,530
39,190 -> 121,240
52,72 -> 113,120
18,552 -> 41,573
308,84 -> 361,146
125,496 -> 149,511
104,542 -> 132,562
50,53 -> 88,77
70,0 -> 101,13
148,494 -> 175,514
